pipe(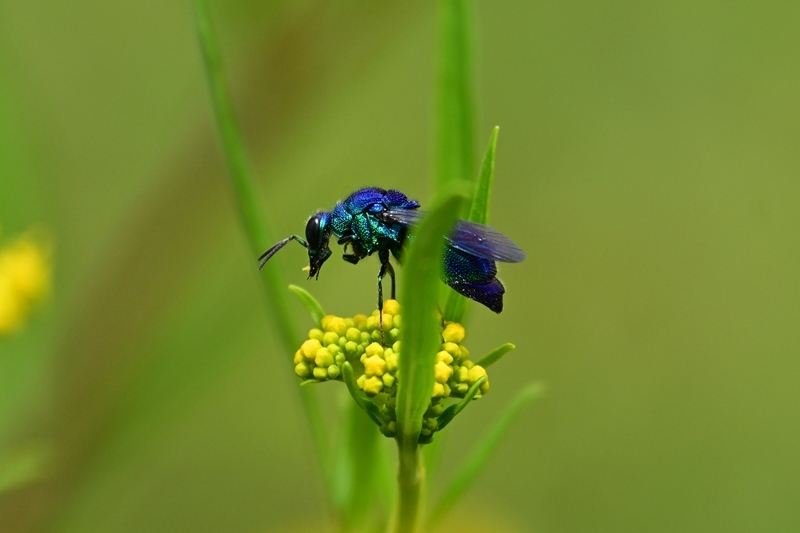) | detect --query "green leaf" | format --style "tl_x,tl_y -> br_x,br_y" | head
435,376 -> 486,431
435,0 -> 476,193
342,363 -> 383,427
468,126 -> 499,226
475,342 -> 515,369
288,284 -> 326,327
396,182 -> 470,444
442,127 -> 500,322
427,382 -> 545,528
190,0 -> 331,505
